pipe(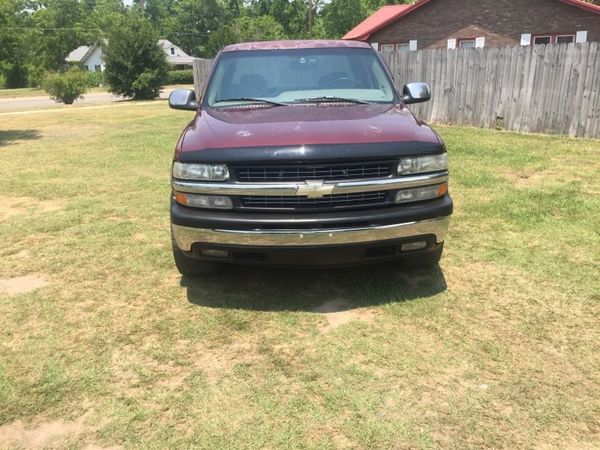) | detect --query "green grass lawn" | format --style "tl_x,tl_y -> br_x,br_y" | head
0,103 -> 598,449
0,87 -> 46,98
